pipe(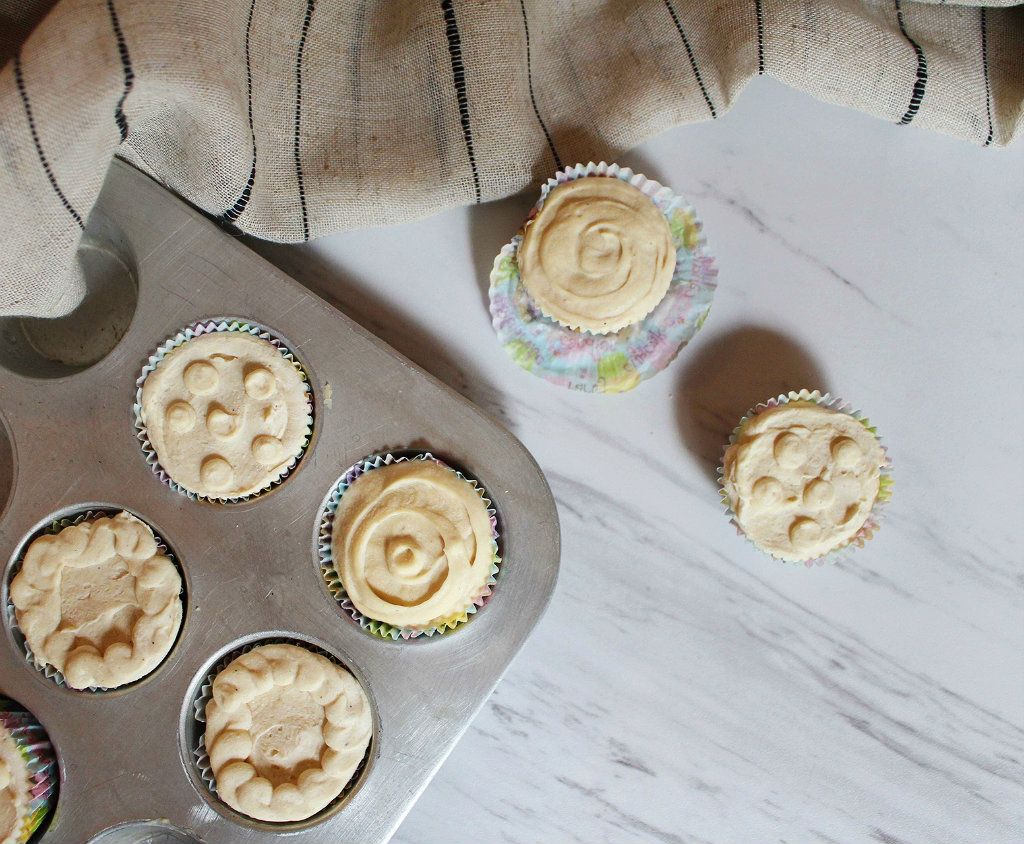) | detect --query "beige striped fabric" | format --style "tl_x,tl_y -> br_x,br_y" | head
1,0 -> 1022,317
